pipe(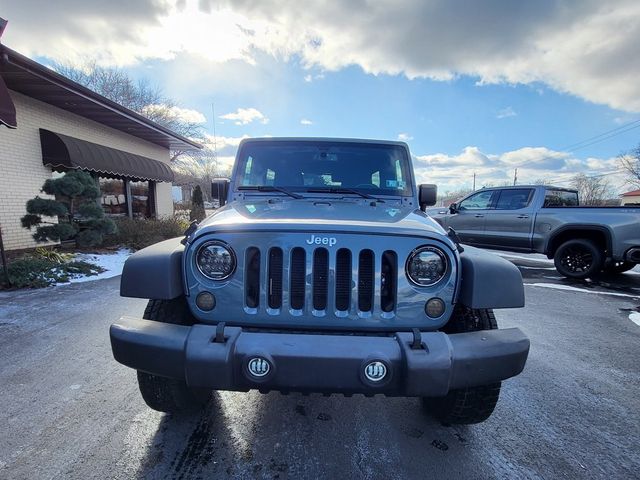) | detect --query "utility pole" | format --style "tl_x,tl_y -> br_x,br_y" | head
473,172 -> 476,190
513,168 -> 518,186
